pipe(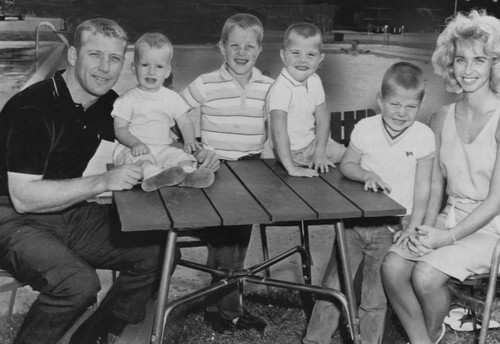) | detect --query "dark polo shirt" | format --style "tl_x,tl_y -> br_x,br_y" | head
0,70 -> 117,197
